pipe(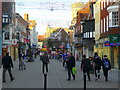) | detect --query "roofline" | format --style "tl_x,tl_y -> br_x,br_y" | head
54,28 -> 69,37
